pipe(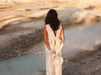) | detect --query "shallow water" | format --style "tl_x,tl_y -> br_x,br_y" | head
0,53 -> 45,75
63,22 -> 101,57
0,22 -> 101,75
